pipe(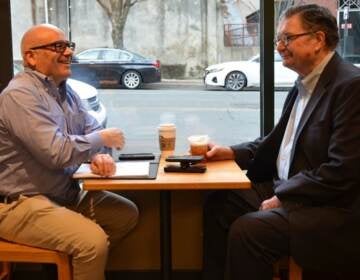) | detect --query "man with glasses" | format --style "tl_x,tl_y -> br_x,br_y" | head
0,24 -> 138,280
202,4 -> 360,280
